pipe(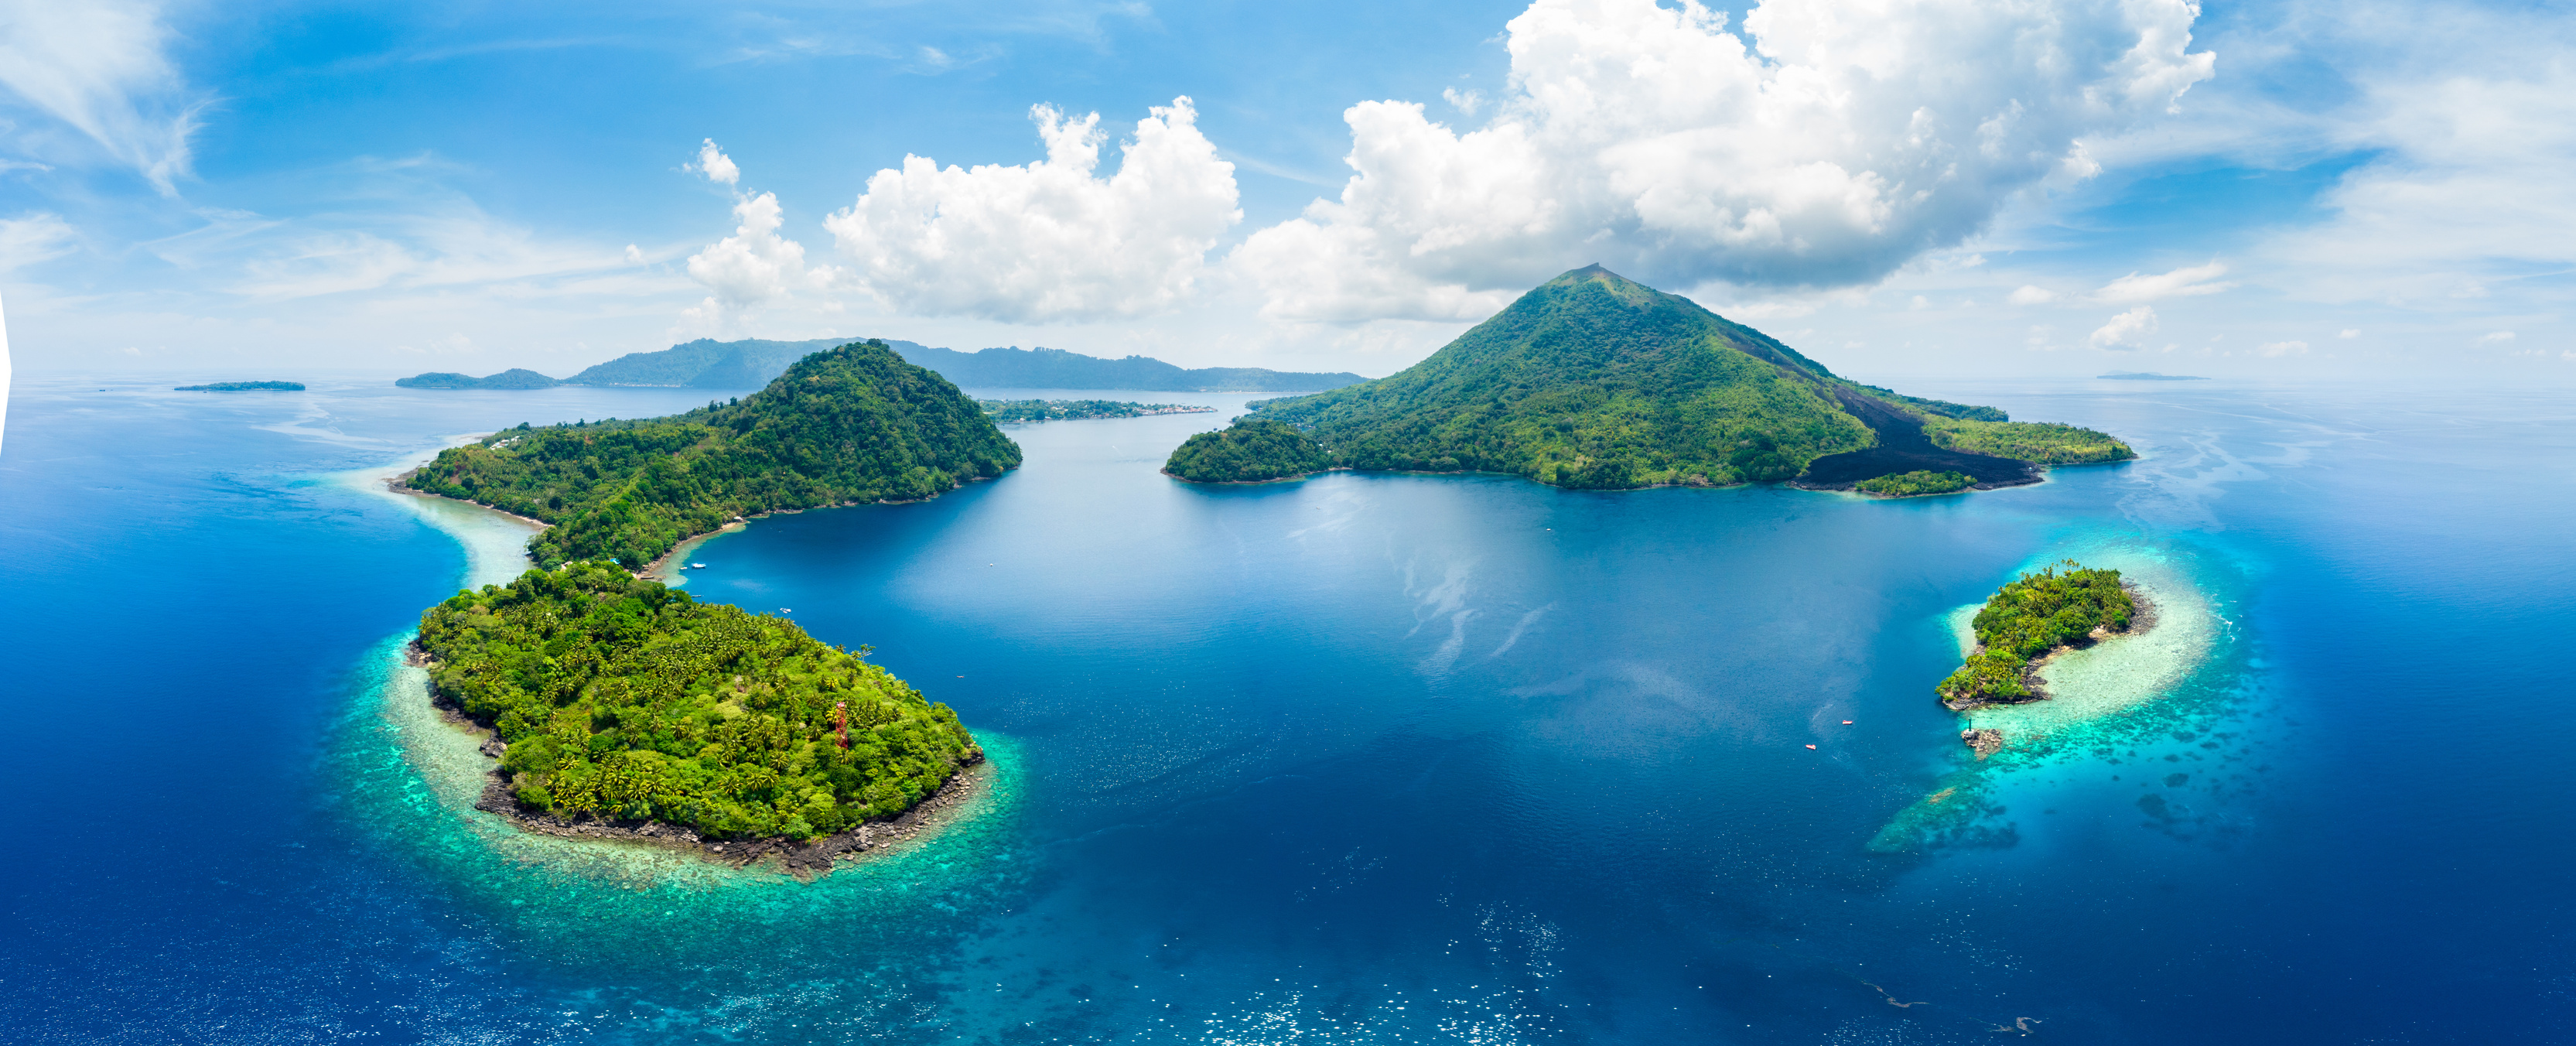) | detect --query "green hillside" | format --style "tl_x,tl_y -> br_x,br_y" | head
1166,266 -> 2132,489
406,340 -> 1020,569
420,562 -> 979,839
1163,419 -> 1334,482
